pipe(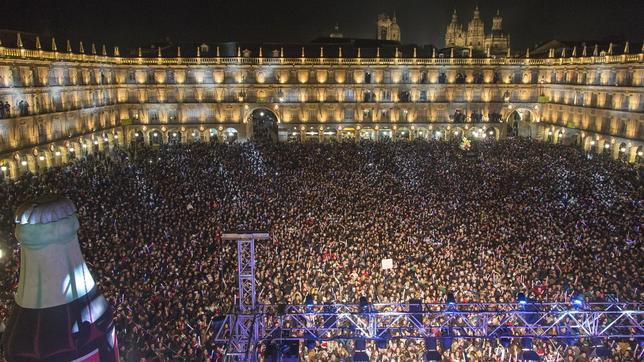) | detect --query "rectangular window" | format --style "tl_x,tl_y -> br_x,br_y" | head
149,110 -> 159,121
344,108 -> 353,120
344,89 -> 354,102
420,91 -> 427,102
